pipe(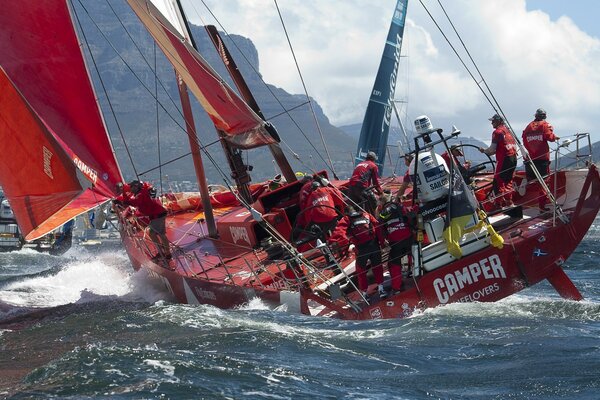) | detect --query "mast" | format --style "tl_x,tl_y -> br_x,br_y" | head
205,25 -> 297,184
173,2 -> 254,204
355,0 -> 409,174
171,0 -> 217,236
